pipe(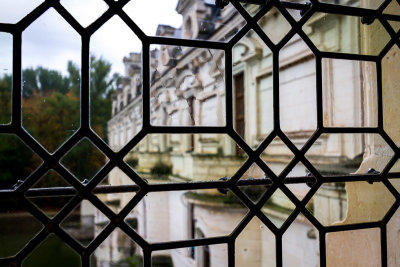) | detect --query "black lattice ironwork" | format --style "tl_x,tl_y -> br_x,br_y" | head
0,0 -> 400,266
